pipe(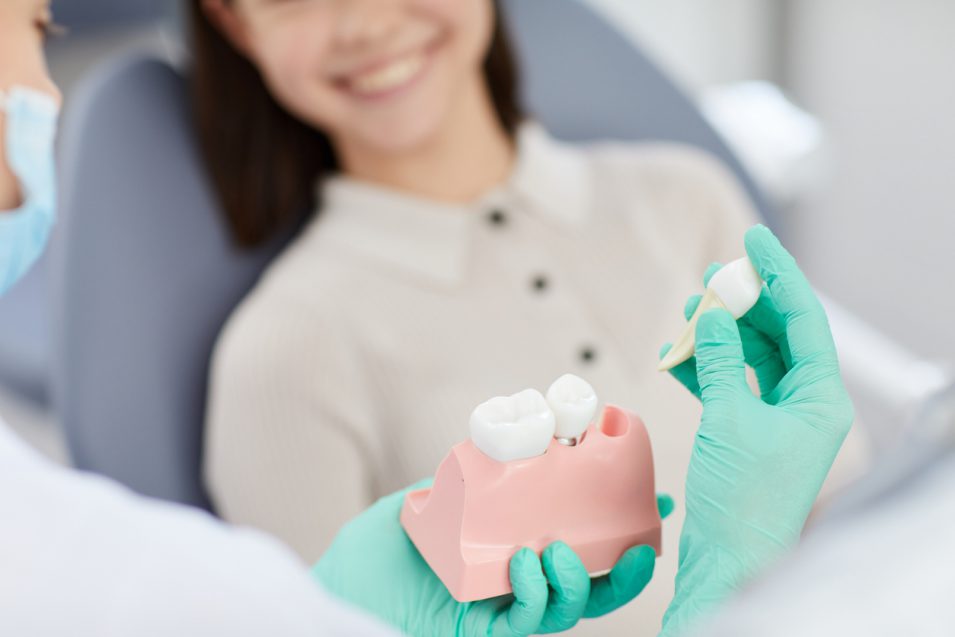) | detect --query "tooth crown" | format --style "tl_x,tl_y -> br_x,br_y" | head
469,389 -> 556,463
706,257 -> 763,319
546,374 -> 599,440
401,404 -> 662,602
